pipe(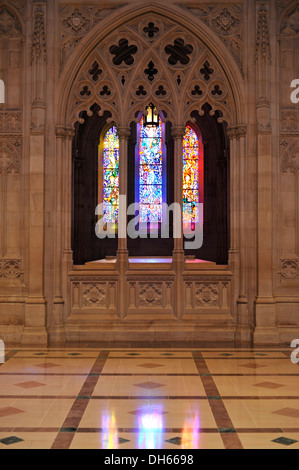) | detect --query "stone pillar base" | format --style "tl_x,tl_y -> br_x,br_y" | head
254,298 -> 278,345
22,298 -> 48,345
21,327 -> 48,346
47,325 -> 66,344
235,325 -> 252,345
253,327 -> 280,345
